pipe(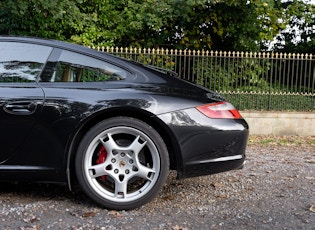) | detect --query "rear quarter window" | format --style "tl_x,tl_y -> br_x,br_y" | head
43,50 -> 130,82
